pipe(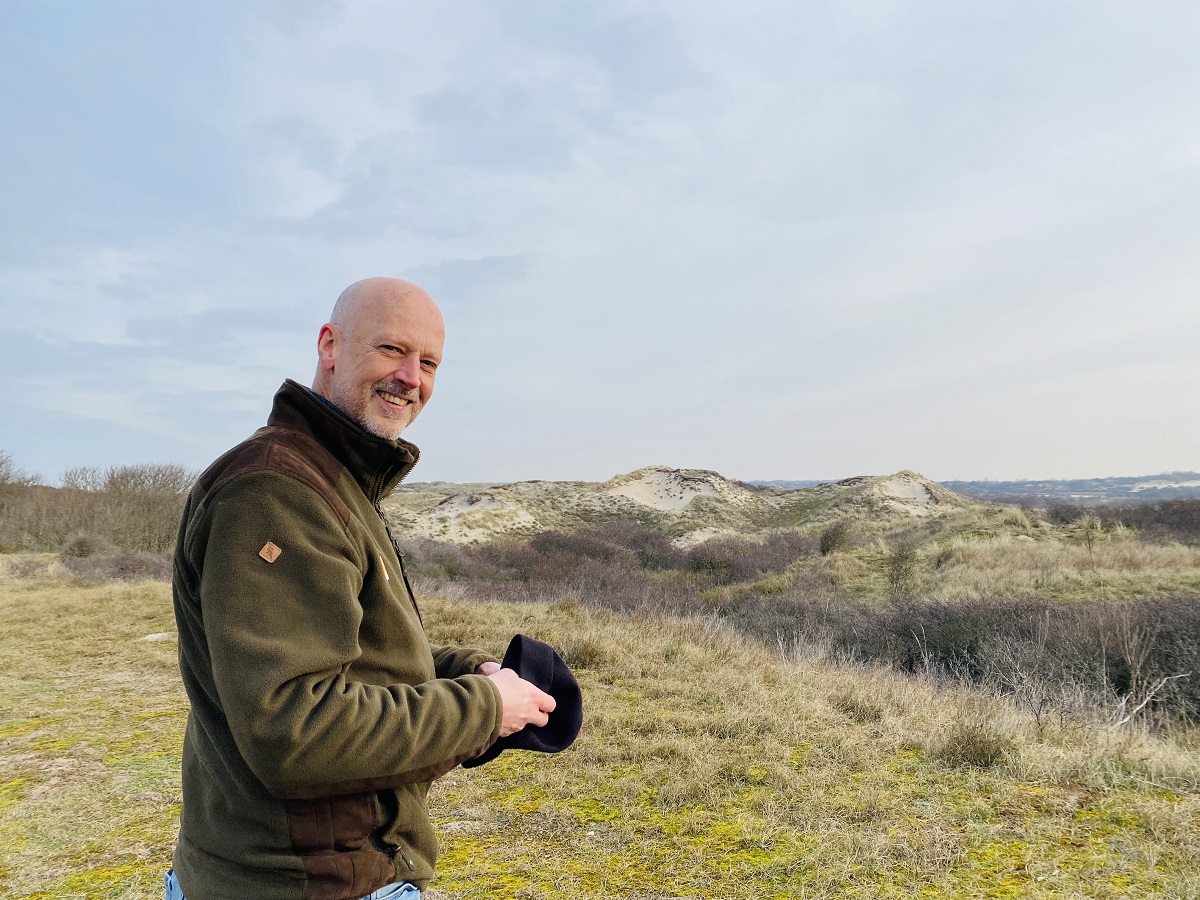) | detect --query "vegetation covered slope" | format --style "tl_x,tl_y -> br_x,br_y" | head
2,563 -> 1199,900
383,468 -> 980,545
